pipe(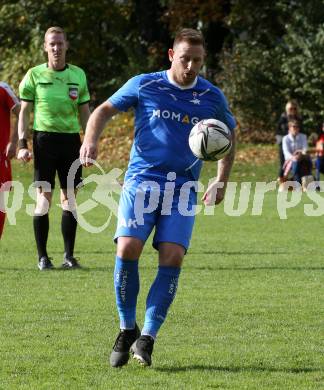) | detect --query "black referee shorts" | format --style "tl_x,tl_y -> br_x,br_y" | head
33,131 -> 82,190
